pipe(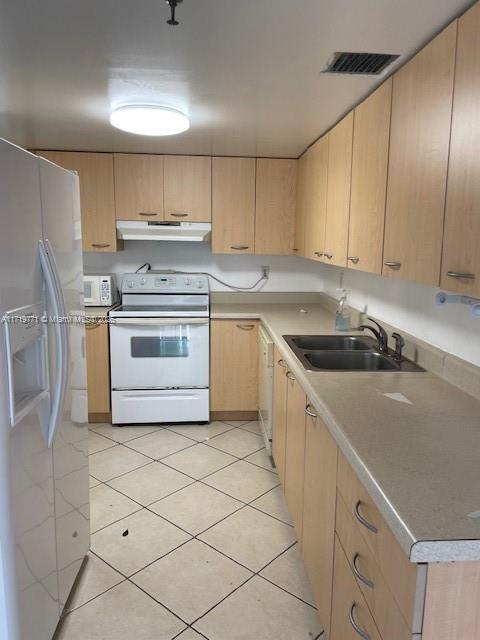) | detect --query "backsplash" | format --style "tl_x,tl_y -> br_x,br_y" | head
83,242 -> 323,292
